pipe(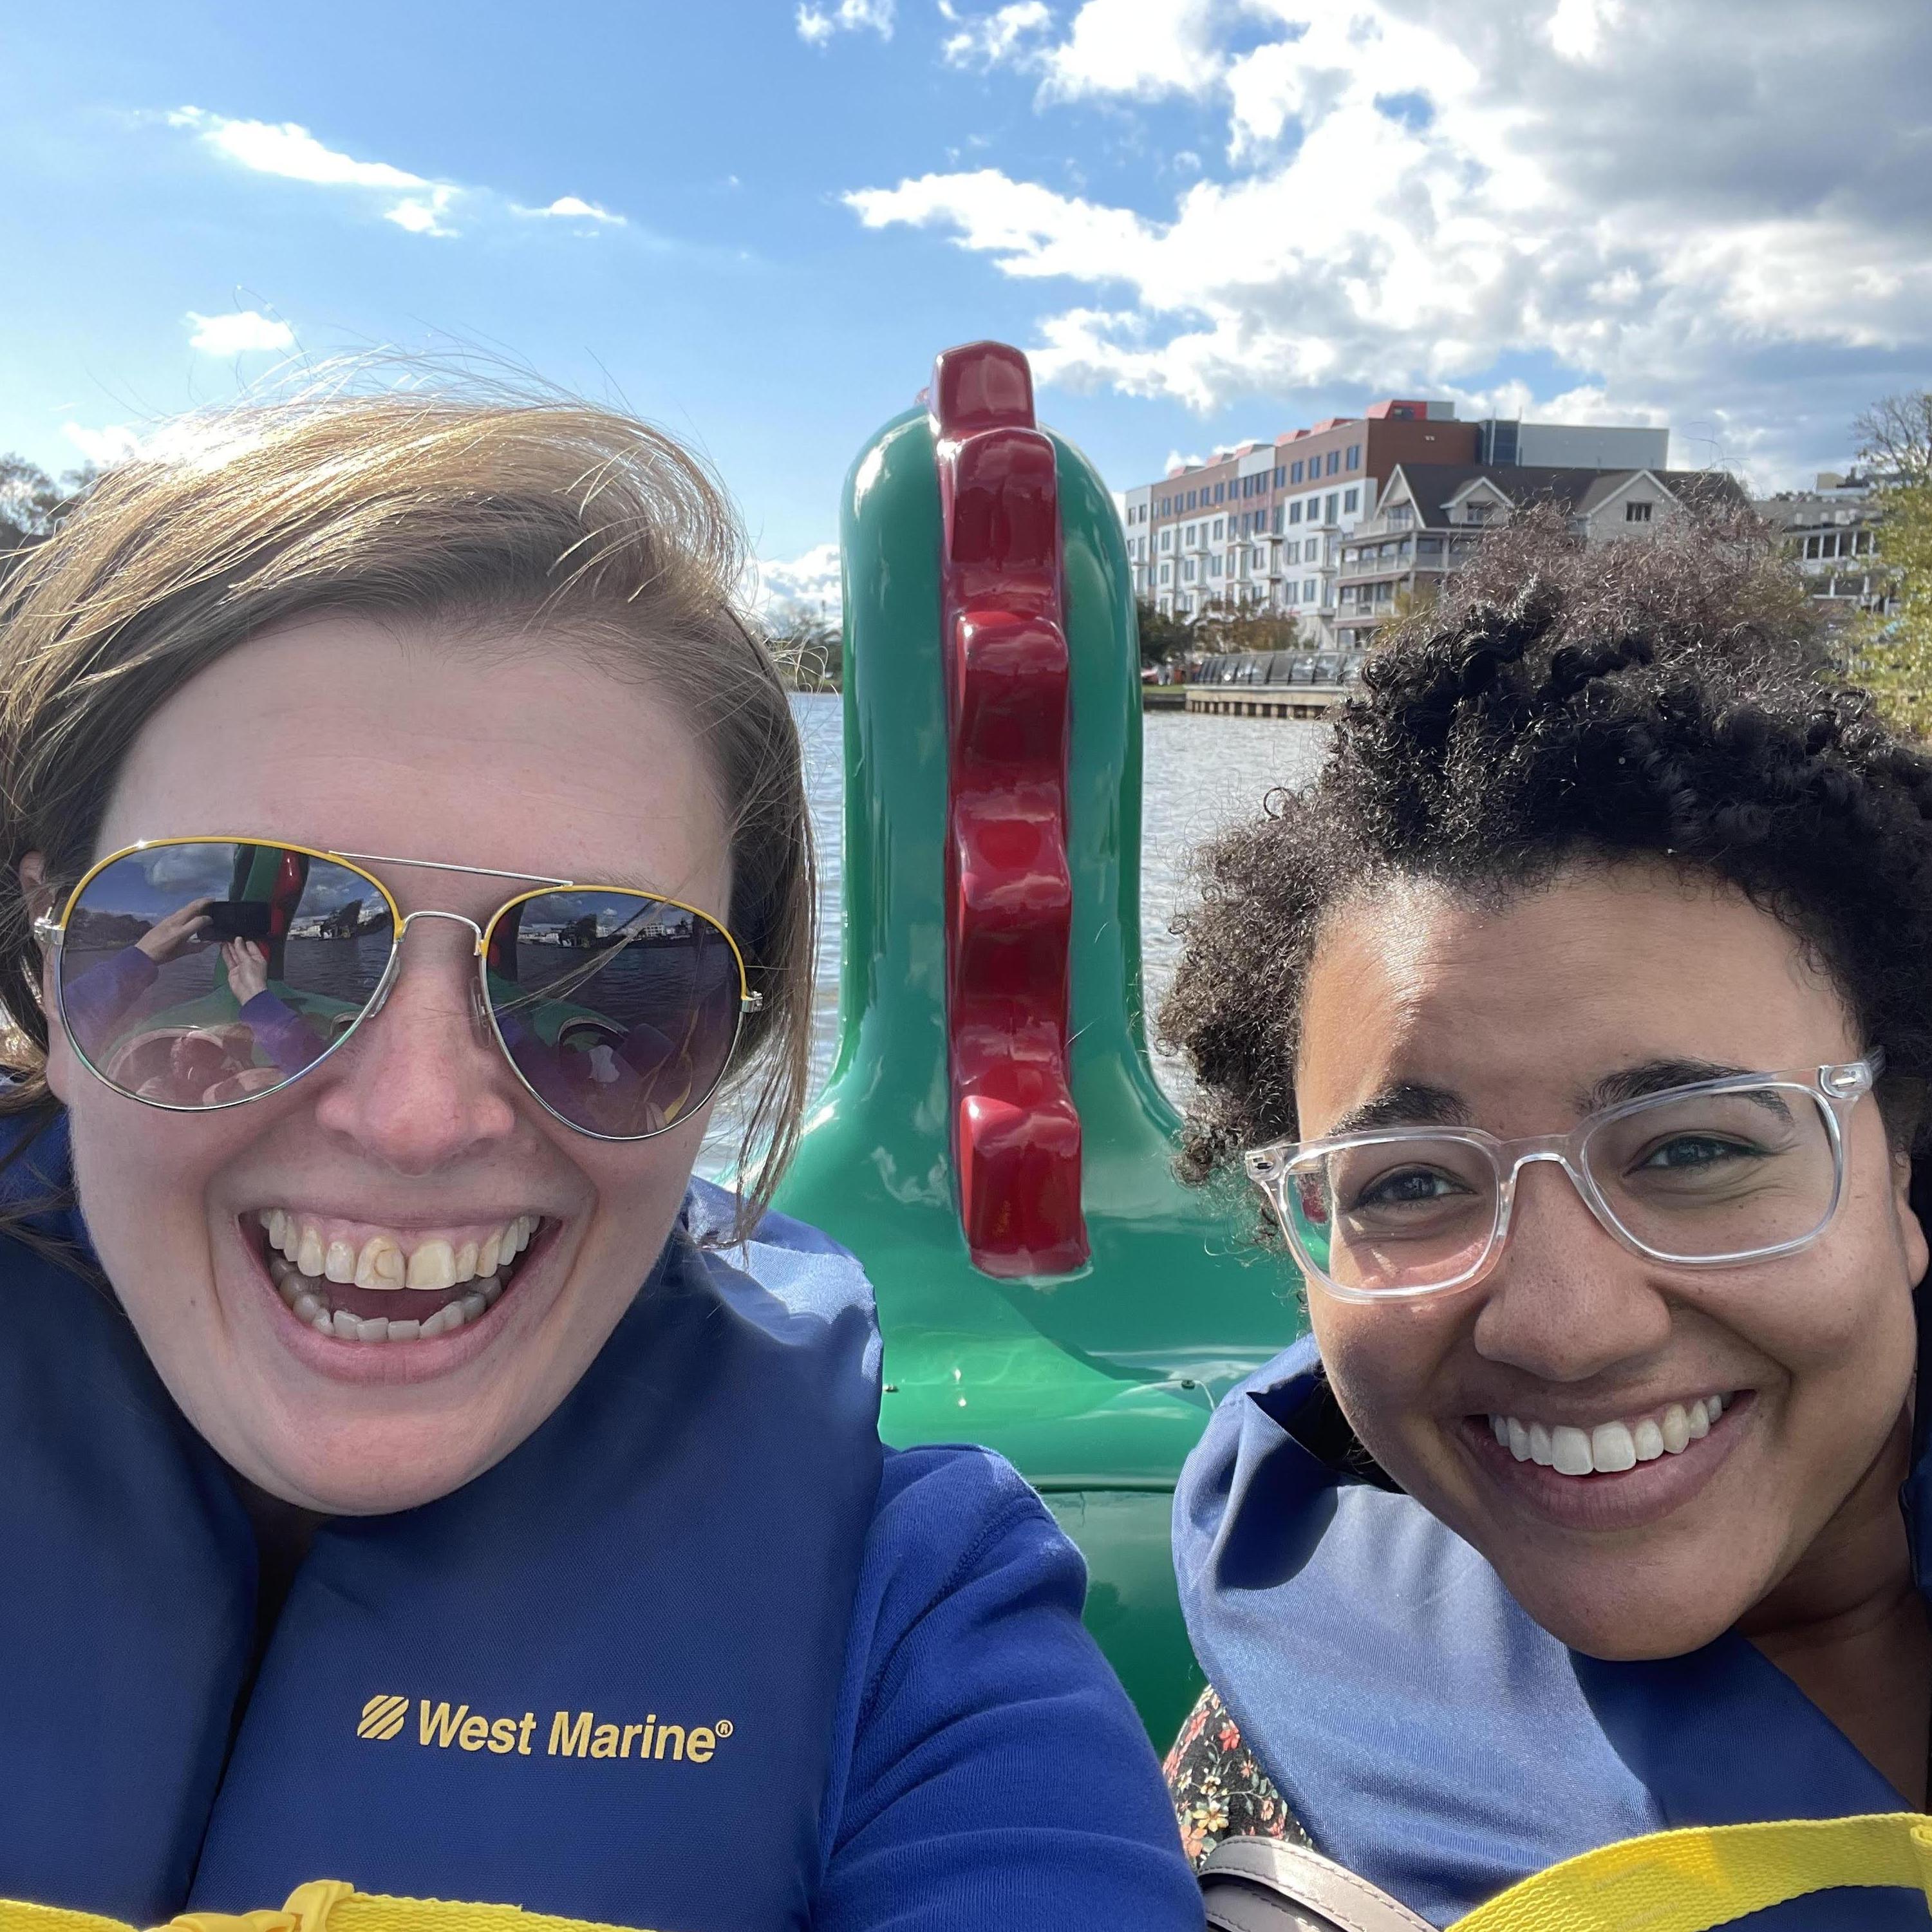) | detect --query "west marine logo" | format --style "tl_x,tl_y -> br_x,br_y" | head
358,1694 -> 410,1741
357,1693 -> 735,1766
